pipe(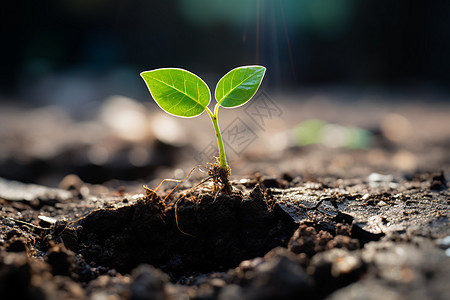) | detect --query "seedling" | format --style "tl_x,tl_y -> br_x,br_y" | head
141,65 -> 266,194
